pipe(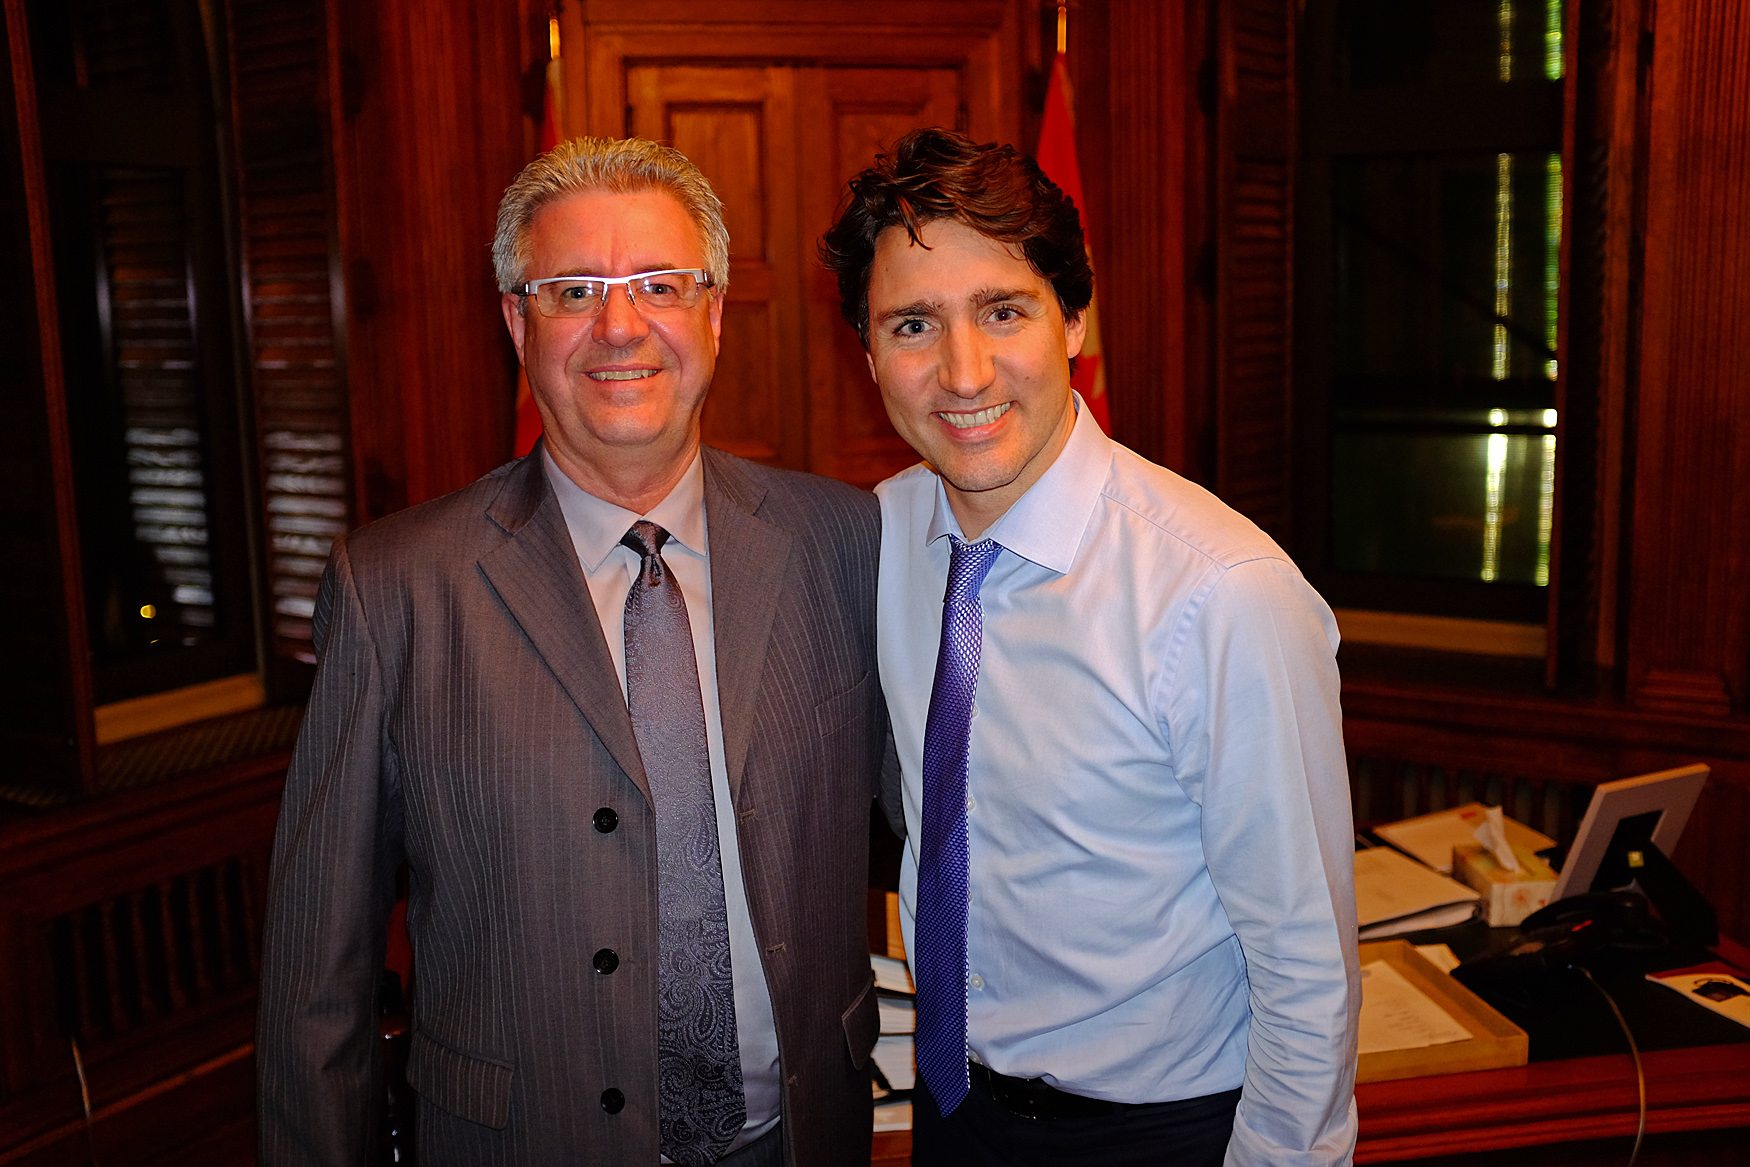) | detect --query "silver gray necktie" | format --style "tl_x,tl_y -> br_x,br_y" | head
621,521 -> 745,1165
